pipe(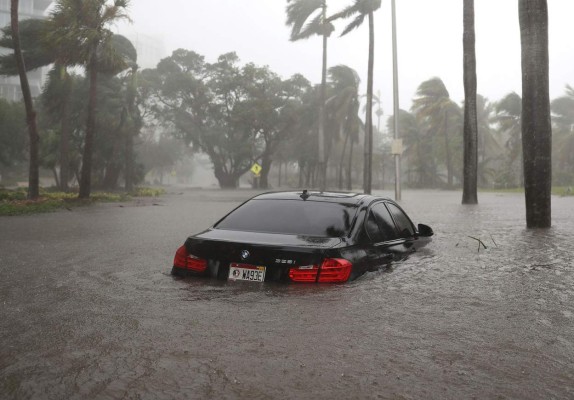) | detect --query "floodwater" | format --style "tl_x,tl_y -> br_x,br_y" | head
0,189 -> 573,399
